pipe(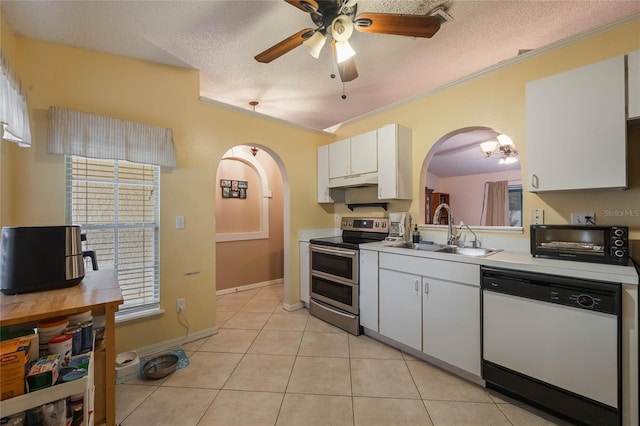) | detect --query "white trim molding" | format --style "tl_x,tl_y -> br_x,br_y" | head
216,278 -> 283,296
217,146 -> 271,242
